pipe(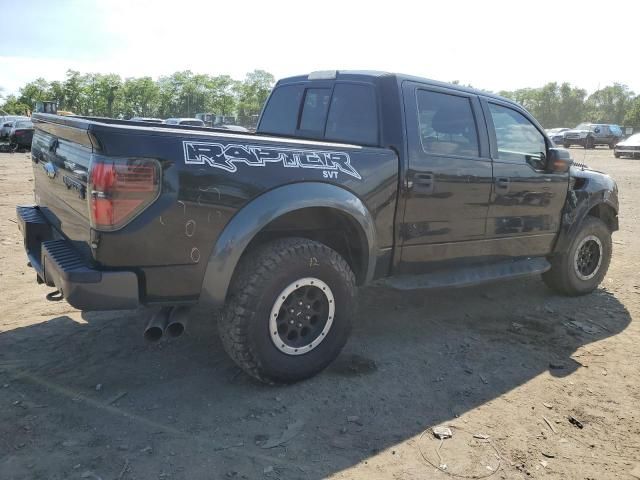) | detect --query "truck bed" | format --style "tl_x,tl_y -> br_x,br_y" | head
26,113 -> 399,306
